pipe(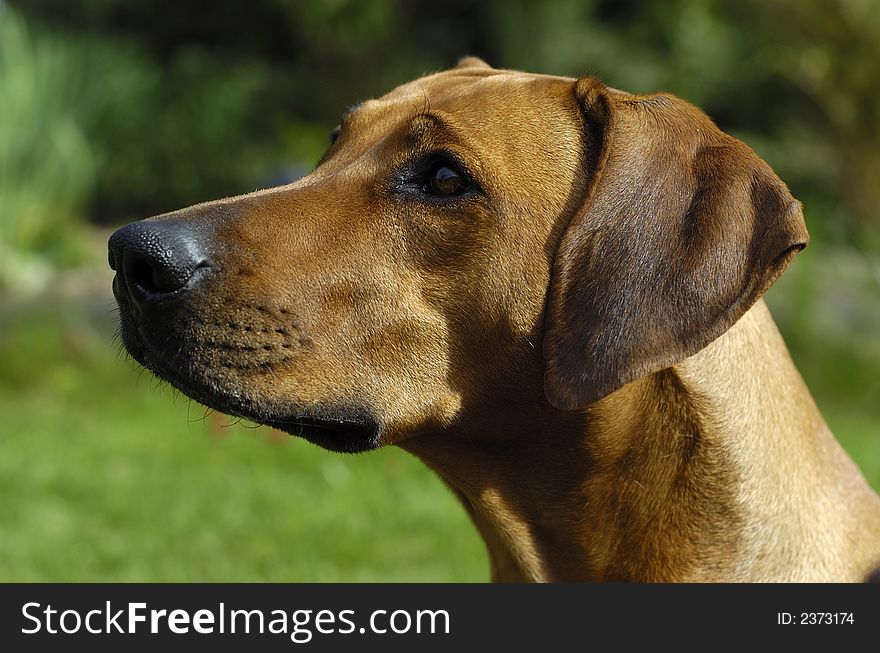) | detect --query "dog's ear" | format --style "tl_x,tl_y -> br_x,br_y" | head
543,77 -> 809,410
456,56 -> 491,70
